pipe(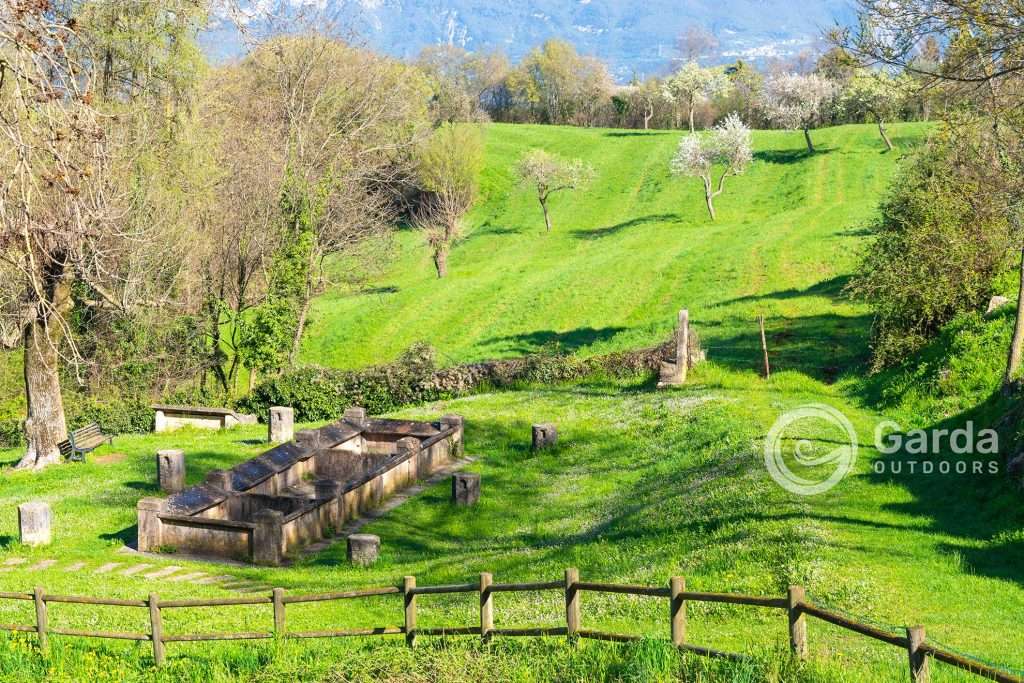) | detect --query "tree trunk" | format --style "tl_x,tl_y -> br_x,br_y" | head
644,107 -> 652,130
16,269 -> 72,471
288,244 -> 318,368
803,128 -> 815,154
878,120 -> 894,151
433,246 -> 449,278
541,198 -> 553,232
688,97 -> 696,133
703,177 -> 716,221
1004,246 -> 1024,388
